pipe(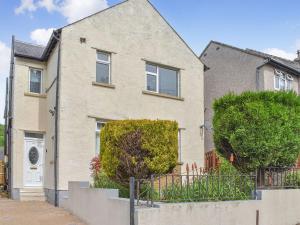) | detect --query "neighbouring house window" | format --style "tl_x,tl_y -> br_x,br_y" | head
274,69 -> 293,91
95,121 -> 106,155
96,51 -> 111,84
29,68 -> 42,94
146,63 -> 179,97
